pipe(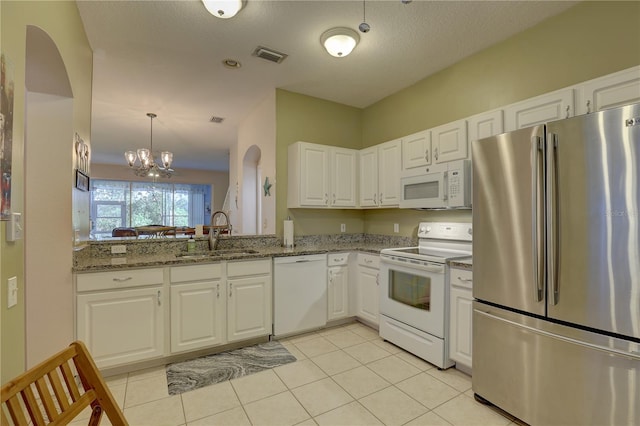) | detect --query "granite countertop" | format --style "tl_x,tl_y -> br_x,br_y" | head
73,243 -> 390,273
449,256 -> 472,270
